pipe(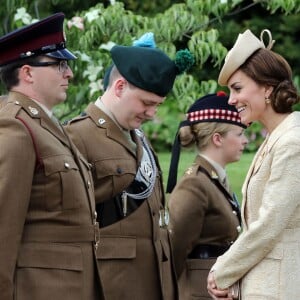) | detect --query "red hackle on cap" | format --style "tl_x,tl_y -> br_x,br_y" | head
217,91 -> 227,97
